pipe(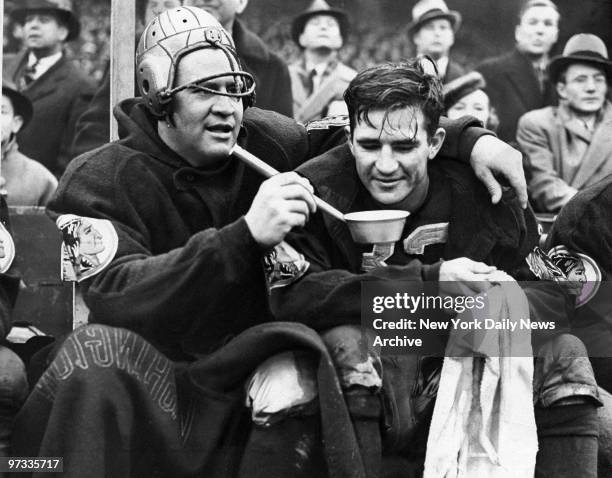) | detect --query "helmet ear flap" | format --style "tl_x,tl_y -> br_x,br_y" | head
137,57 -> 172,117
